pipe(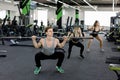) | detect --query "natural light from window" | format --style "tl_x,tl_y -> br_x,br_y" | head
0,10 -> 6,19
37,9 -> 48,26
84,11 -> 117,27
